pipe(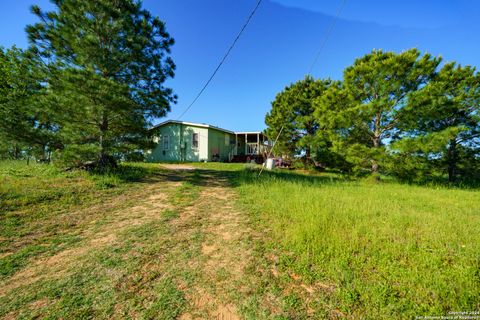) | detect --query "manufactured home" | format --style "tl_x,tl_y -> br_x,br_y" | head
146,120 -> 270,162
